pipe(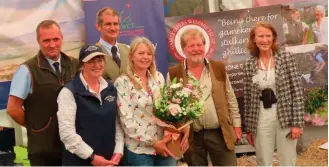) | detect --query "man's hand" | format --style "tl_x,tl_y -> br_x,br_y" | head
91,155 -> 117,166
291,127 -> 302,140
153,135 -> 175,158
246,132 -> 255,147
110,153 -> 122,165
234,127 -> 243,144
180,126 -> 190,151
